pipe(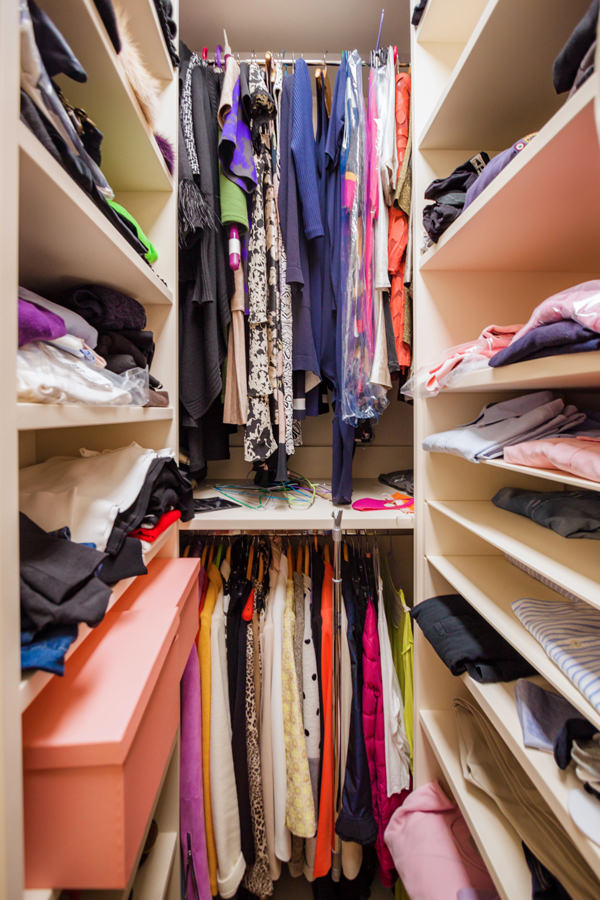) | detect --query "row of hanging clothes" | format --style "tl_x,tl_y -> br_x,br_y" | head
179,531 -> 414,900
177,39 -> 412,504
